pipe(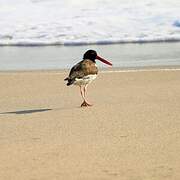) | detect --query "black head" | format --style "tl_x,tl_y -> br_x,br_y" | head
83,50 -> 97,61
